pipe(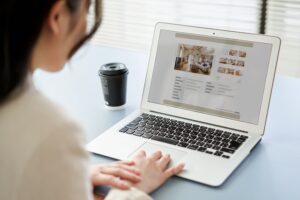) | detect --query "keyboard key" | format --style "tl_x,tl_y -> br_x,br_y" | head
161,124 -> 169,129
168,131 -> 176,135
196,141 -> 205,146
229,136 -> 238,140
212,145 -> 221,150
165,134 -> 173,139
197,137 -> 205,141
228,141 -> 242,150
138,123 -> 146,127
178,121 -> 184,125
222,155 -> 230,159
177,128 -> 184,132
183,129 -> 191,134
237,137 -> 247,142
215,132 -> 222,136
208,128 -> 215,133
137,127 -> 145,131
151,136 -> 178,145
205,151 -> 213,154
126,129 -> 135,134
220,143 -> 228,147
157,132 -> 166,137
188,135 -> 197,139
204,143 -> 213,148
240,135 -> 248,139
173,136 -> 181,140
221,134 -> 230,138
147,121 -> 155,125
214,151 -> 223,156
197,147 -> 207,152
211,141 -> 220,146
133,131 -> 143,136
119,127 -> 128,133
152,130 -> 159,135
222,138 -> 230,143
144,128 -> 152,133
191,131 -> 199,135
181,133 -> 189,138
188,140 -> 197,145
161,128 -> 167,132
224,131 -> 232,136
145,125 -> 153,129
207,135 -> 214,140
204,139 -> 212,144
178,142 -> 189,147
221,148 -> 235,154
142,133 -> 153,138
180,138 -> 189,142
175,130 -> 182,135
187,144 -> 198,150
126,124 -> 138,130
232,133 -> 239,137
